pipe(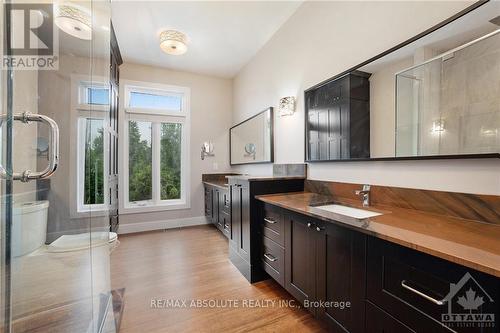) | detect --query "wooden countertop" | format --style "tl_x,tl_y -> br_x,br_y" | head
255,191 -> 500,278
